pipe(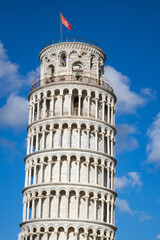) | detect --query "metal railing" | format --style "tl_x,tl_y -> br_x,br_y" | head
31,75 -> 113,92
41,37 -> 103,51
